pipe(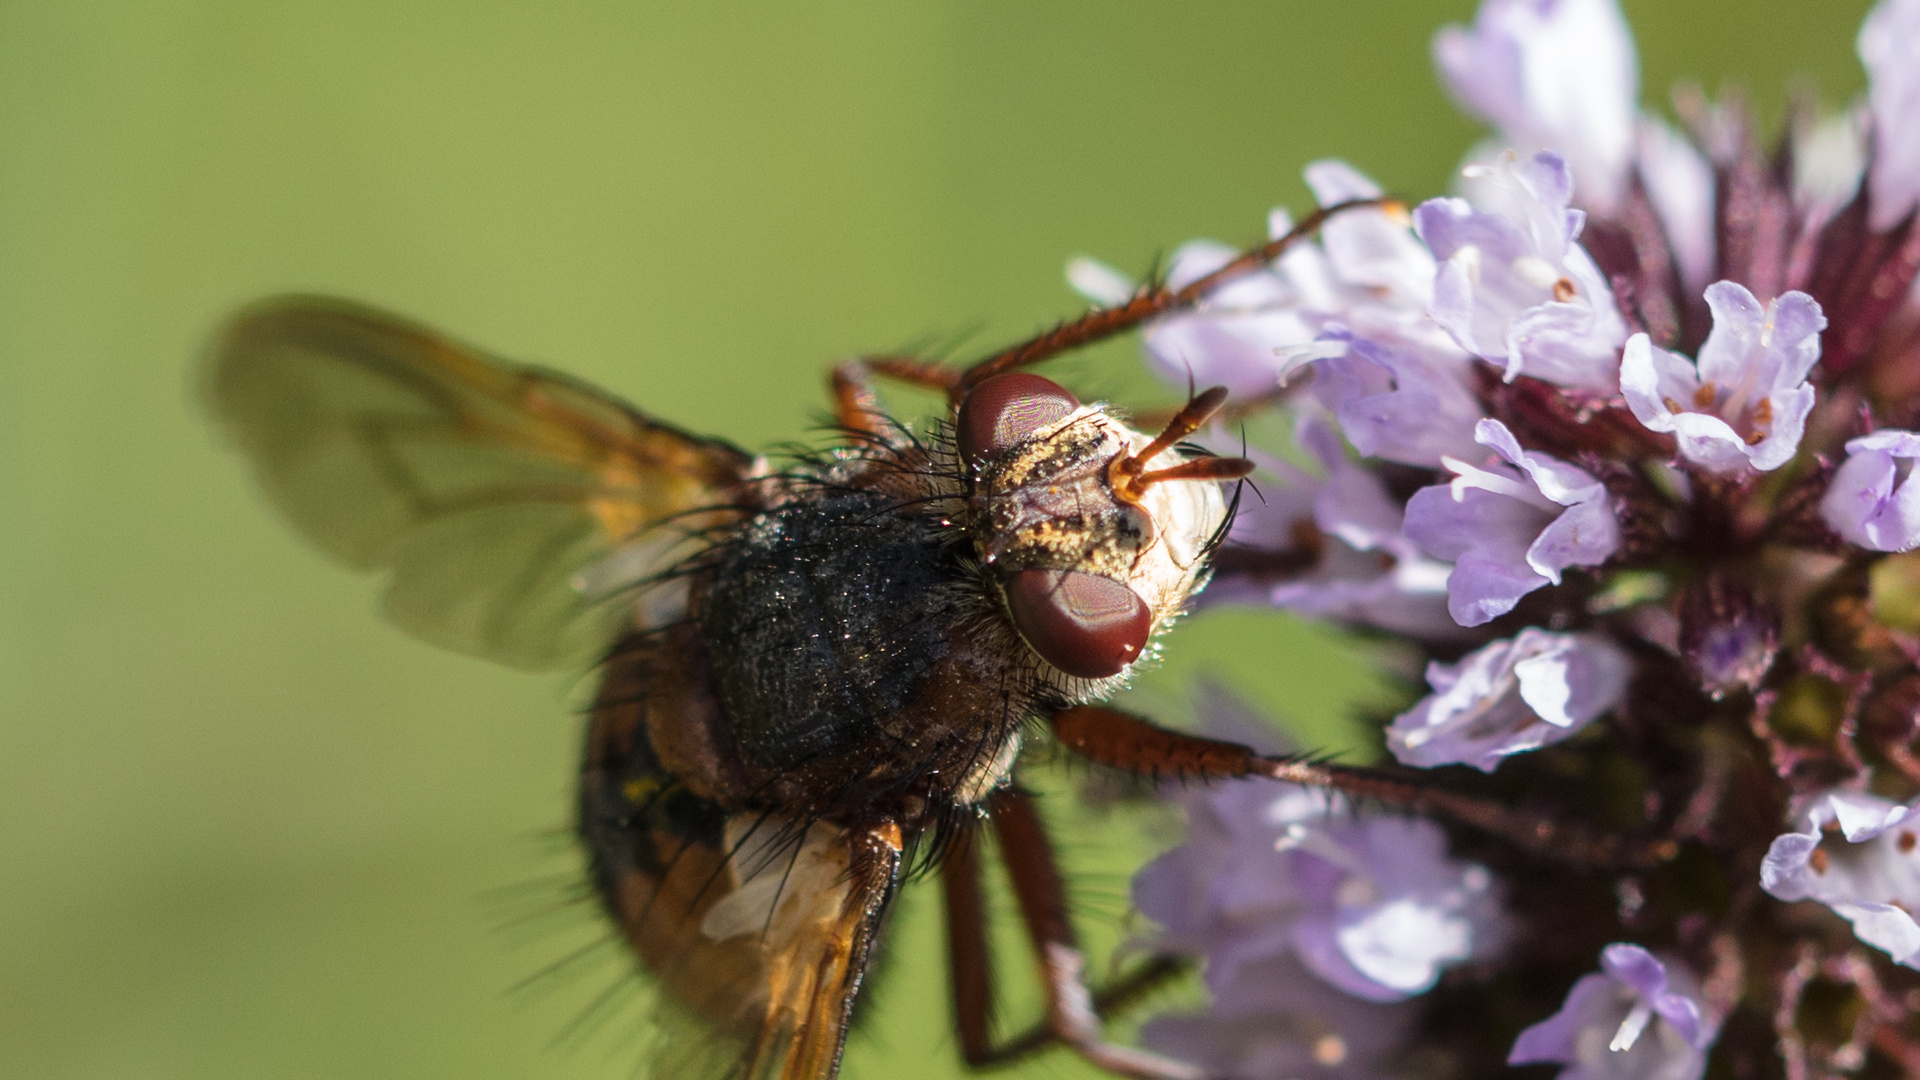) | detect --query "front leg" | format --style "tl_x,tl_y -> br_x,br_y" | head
1048,704 -> 1673,869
